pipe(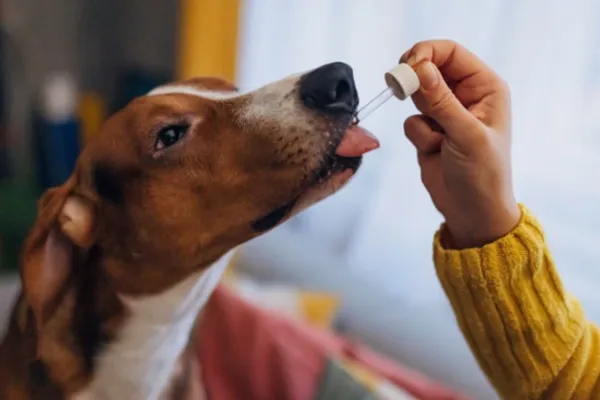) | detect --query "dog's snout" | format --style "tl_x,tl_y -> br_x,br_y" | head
300,62 -> 358,114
